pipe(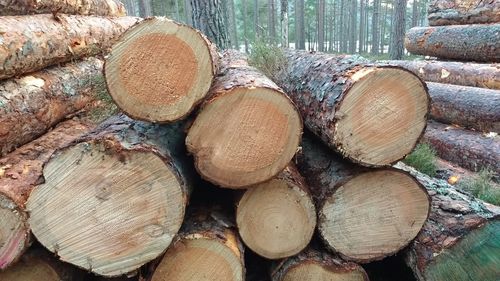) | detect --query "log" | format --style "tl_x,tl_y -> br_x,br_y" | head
395,162 -> 500,281
150,206 -> 245,281
0,119 -> 93,270
186,50 -> 302,188
405,24 -> 500,63
26,115 -> 194,276
384,60 -> 500,89
427,82 -> 500,132
0,0 -> 126,16
0,57 -> 103,157
236,164 -> 316,259
298,133 -> 431,263
271,248 -> 369,281
0,14 -> 139,81
274,50 -> 429,167
428,0 -> 500,26
423,121 -> 500,173
104,17 -> 219,122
